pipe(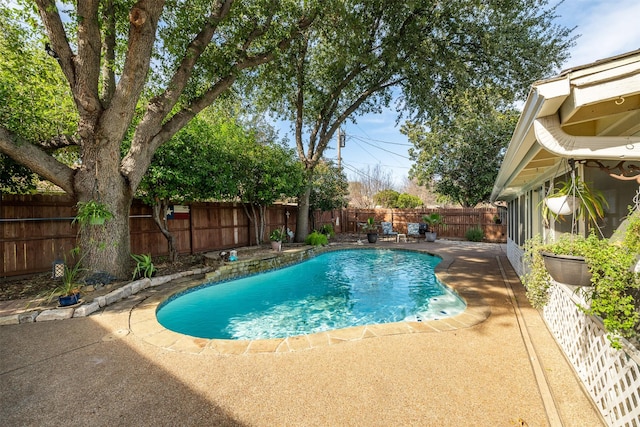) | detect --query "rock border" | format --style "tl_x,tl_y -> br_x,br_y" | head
0,268 -> 212,325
